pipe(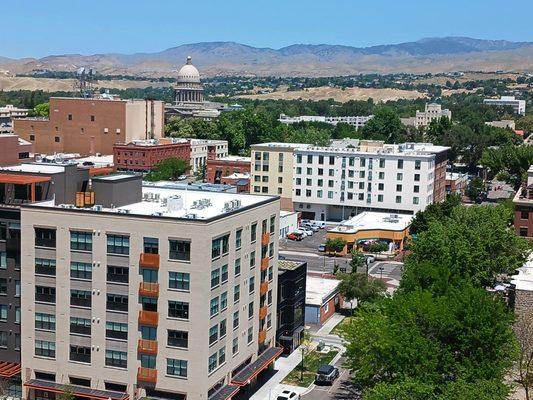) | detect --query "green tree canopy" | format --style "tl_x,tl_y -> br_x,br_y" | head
144,157 -> 189,182
361,107 -> 407,143
337,273 -> 387,305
